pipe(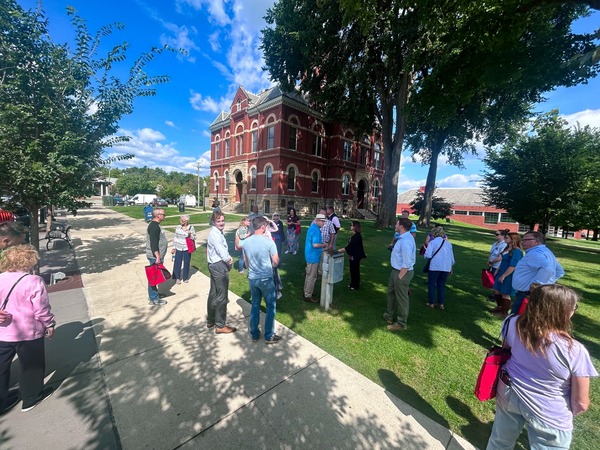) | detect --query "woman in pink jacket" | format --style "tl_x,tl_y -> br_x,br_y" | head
0,245 -> 55,414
